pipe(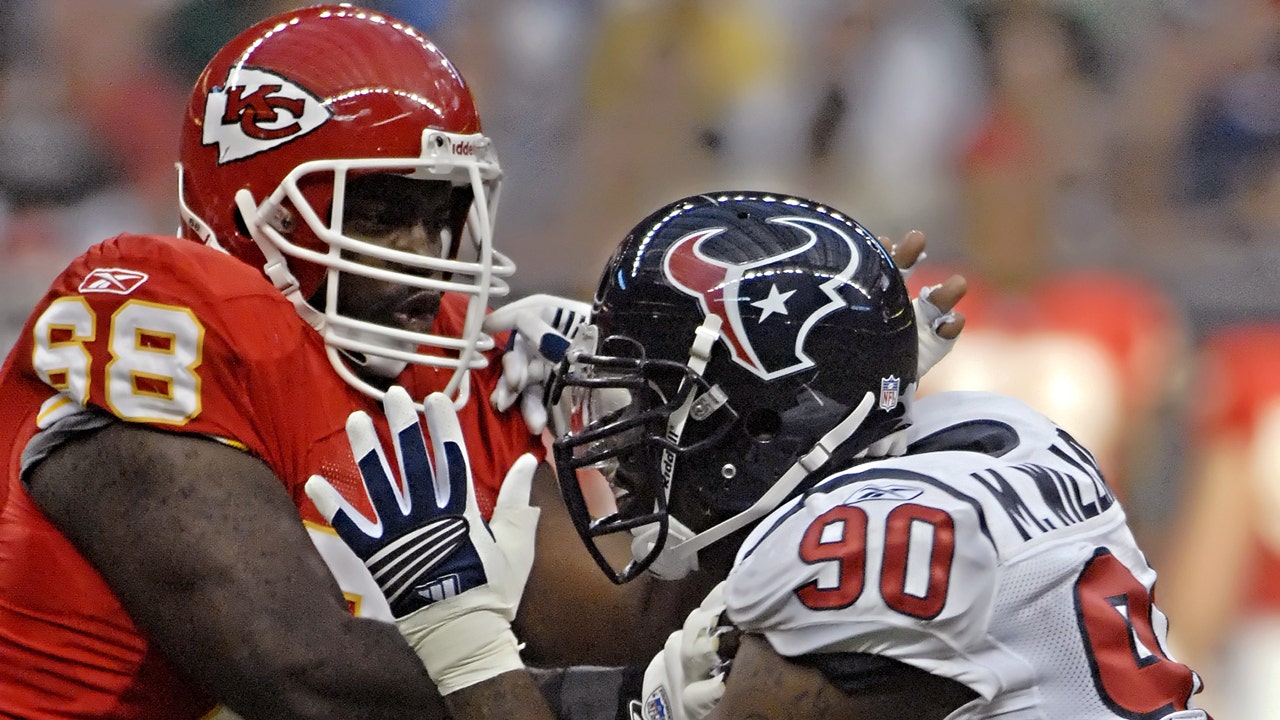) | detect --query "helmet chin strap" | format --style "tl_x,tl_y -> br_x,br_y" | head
626,307 -> 886,576
630,519 -> 699,580
666,390 -> 879,563
234,189 -> 326,332
629,313 -> 723,579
